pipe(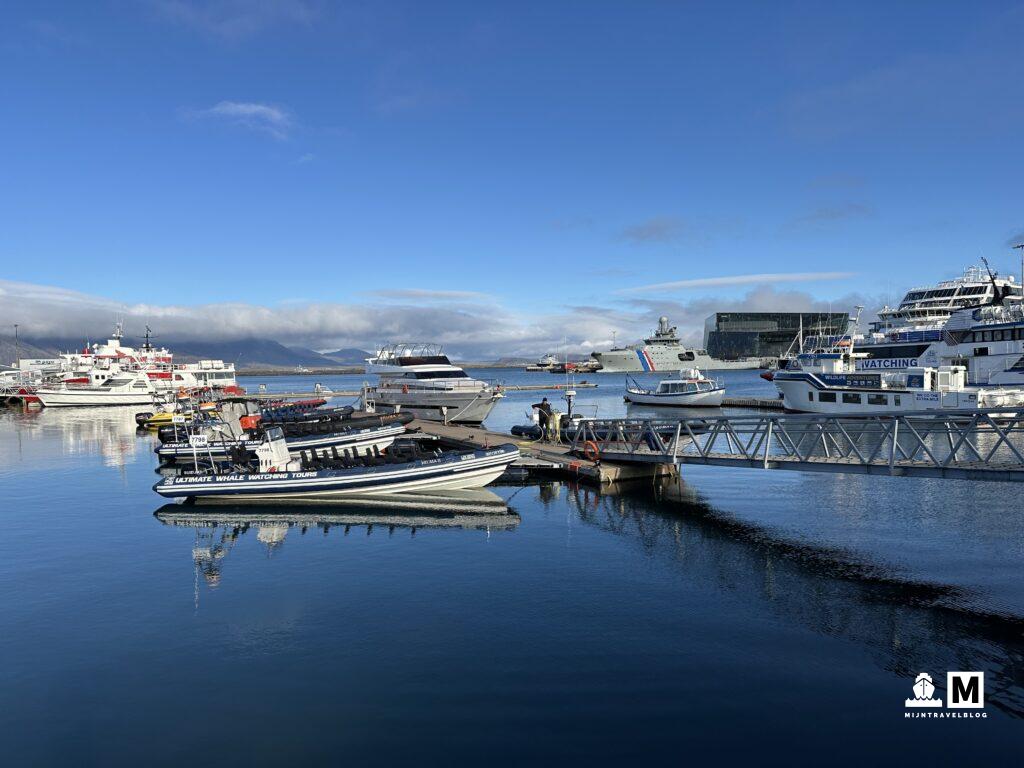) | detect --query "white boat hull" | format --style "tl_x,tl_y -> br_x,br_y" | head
369,388 -> 501,423
35,389 -> 157,407
592,348 -> 761,373
773,376 -> 1024,414
624,387 -> 724,407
